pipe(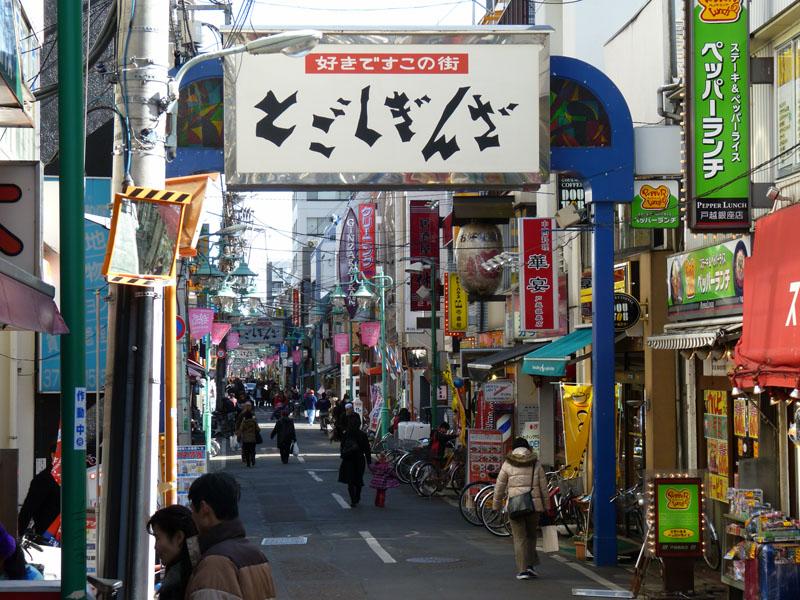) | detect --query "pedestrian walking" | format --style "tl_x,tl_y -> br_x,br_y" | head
270,410 -> 296,464
17,443 -> 60,537
0,523 -> 43,581
492,437 -> 549,580
338,417 -> 371,507
185,473 -> 276,599
147,505 -> 199,600
303,388 -> 317,425
317,394 -> 331,433
236,410 -> 261,468
368,453 -> 399,507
